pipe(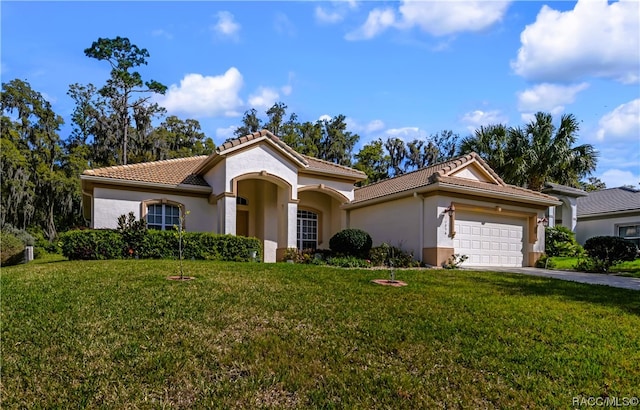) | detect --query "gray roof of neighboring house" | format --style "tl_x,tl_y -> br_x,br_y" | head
542,182 -> 588,197
577,187 -> 640,217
